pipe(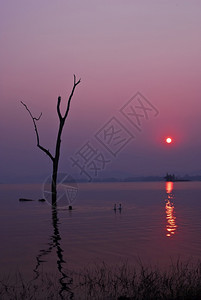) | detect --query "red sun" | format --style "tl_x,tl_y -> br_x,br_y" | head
166,137 -> 172,144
